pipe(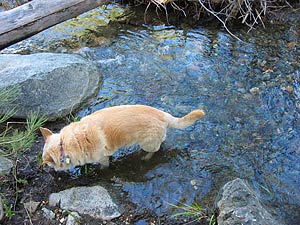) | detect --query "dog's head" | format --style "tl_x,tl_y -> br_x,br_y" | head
40,127 -> 72,171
